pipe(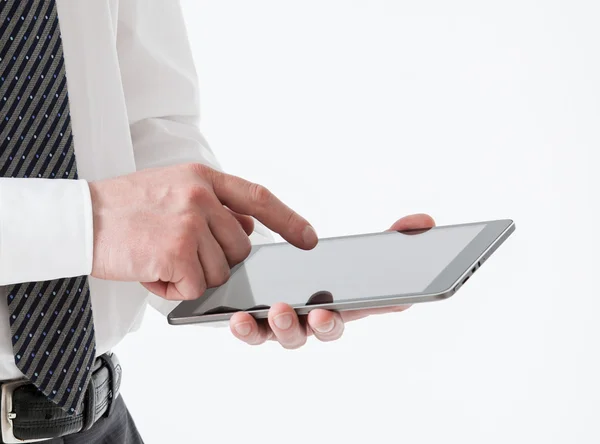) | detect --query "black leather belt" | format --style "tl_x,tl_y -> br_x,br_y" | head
0,352 -> 121,443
